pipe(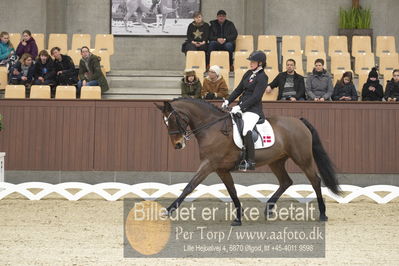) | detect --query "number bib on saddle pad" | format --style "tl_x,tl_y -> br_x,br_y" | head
231,115 -> 275,149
